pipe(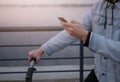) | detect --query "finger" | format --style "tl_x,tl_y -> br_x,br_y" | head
36,56 -> 40,64
28,51 -> 36,62
28,52 -> 32,61
70,20 -> 79,24
60,21 -> 73,31
30,57 -> 36,62
60,21 -> 71,27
